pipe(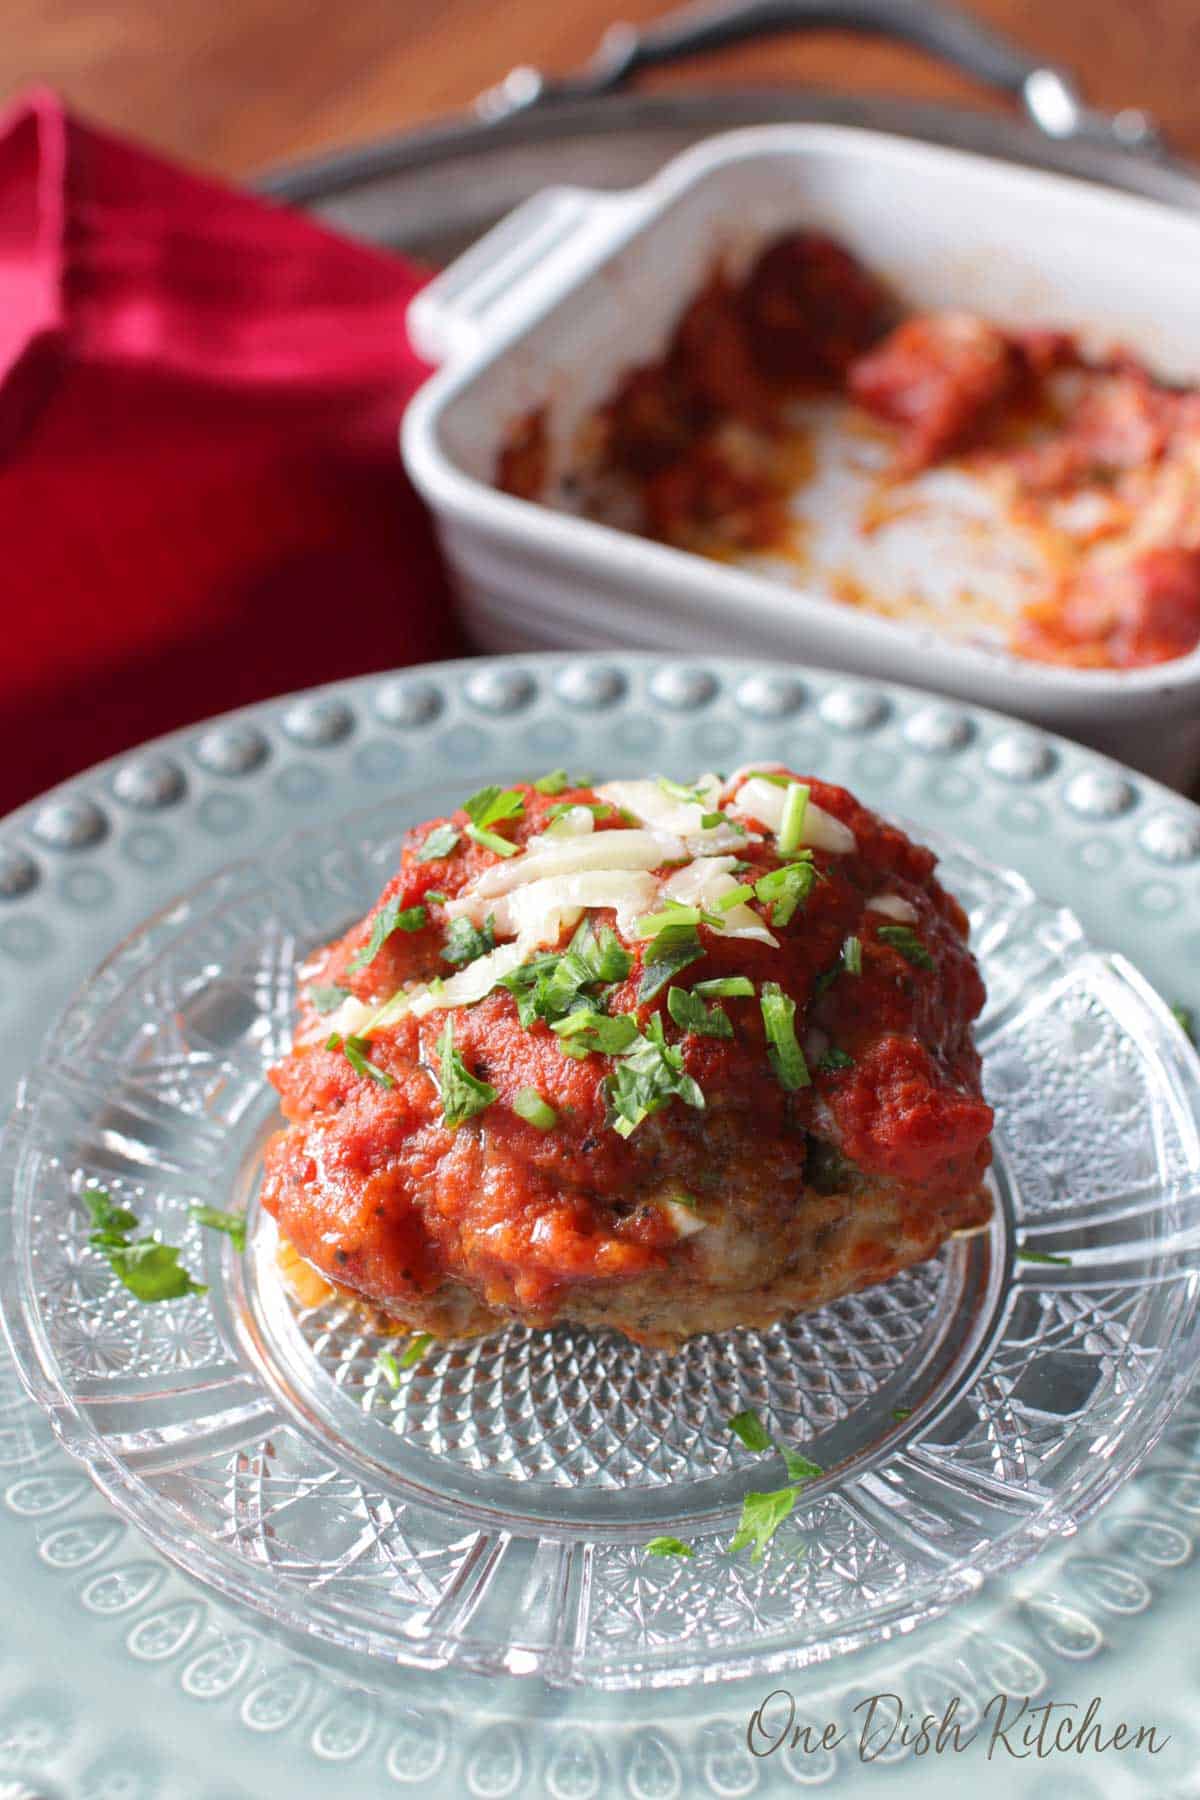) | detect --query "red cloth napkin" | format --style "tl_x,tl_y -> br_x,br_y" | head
0,90 -> 461,815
